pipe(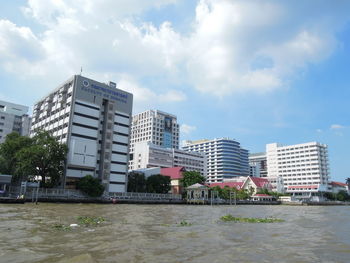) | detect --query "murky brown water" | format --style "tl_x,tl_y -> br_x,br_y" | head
0,203 -> 350,263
